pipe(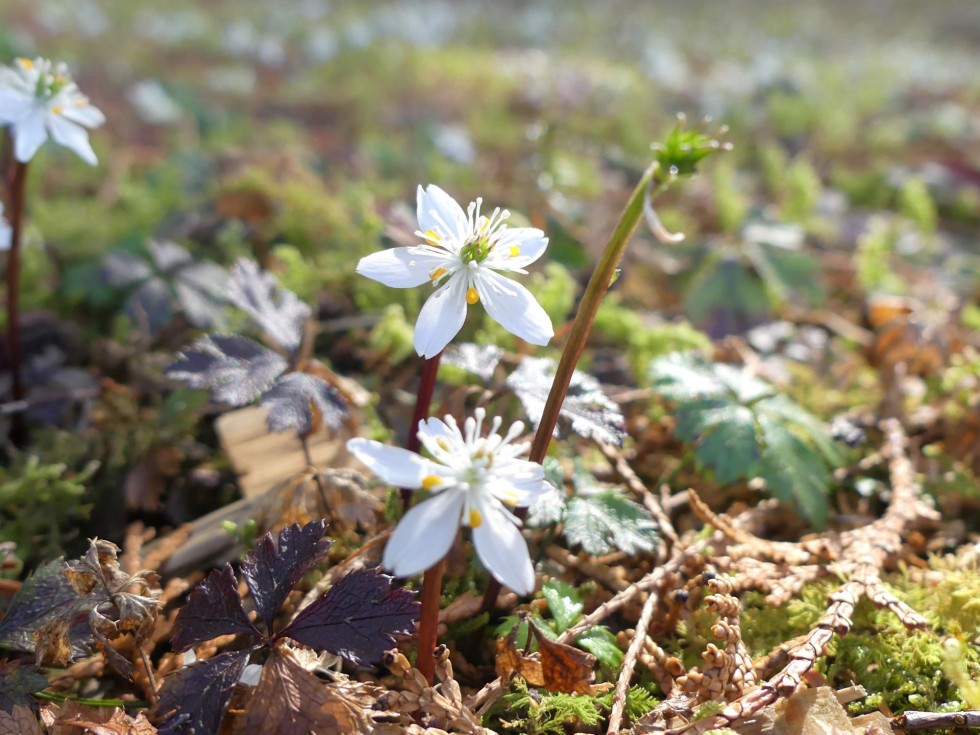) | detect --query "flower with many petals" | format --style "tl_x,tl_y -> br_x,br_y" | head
0,57 -> 105,165
356,185 -> 554,358
0,203 -> 10,252
347,408 -> 551,594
